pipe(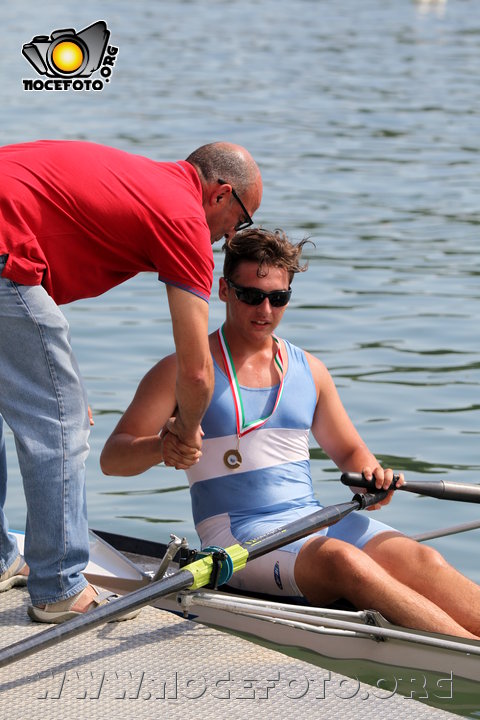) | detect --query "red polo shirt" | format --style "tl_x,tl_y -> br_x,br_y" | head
0,140 -> 213,304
